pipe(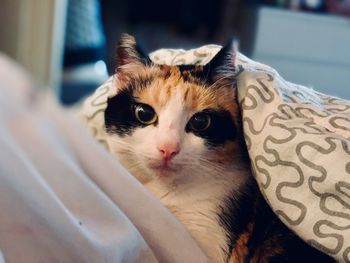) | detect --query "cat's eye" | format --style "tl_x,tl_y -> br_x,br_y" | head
134,103 -> 157,125
189,113 -> 211,131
